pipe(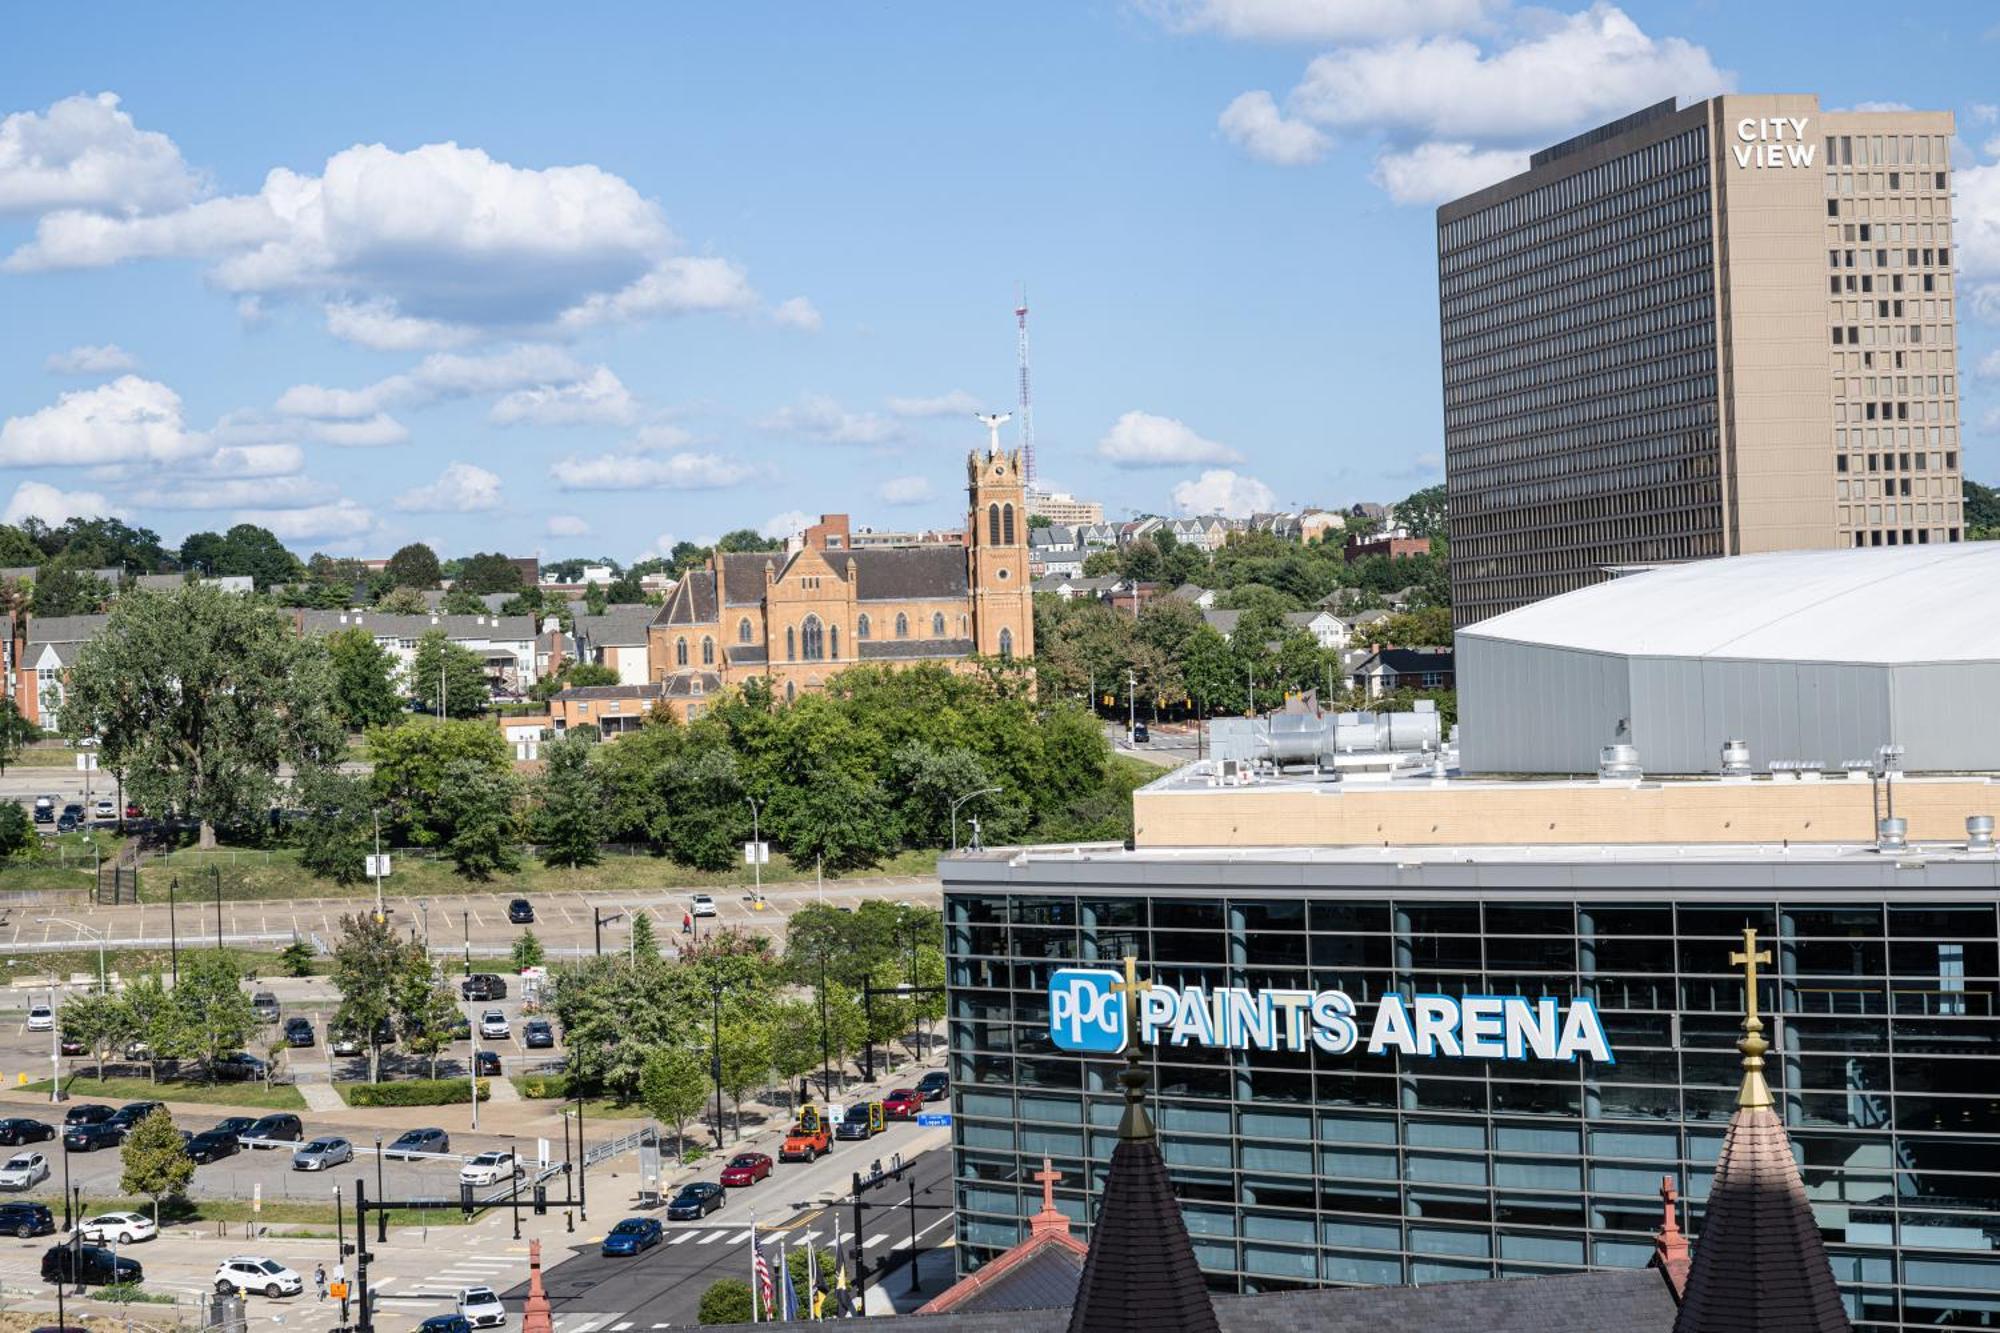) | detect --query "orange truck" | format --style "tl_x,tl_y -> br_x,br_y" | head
780,1104 -> 831,1162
